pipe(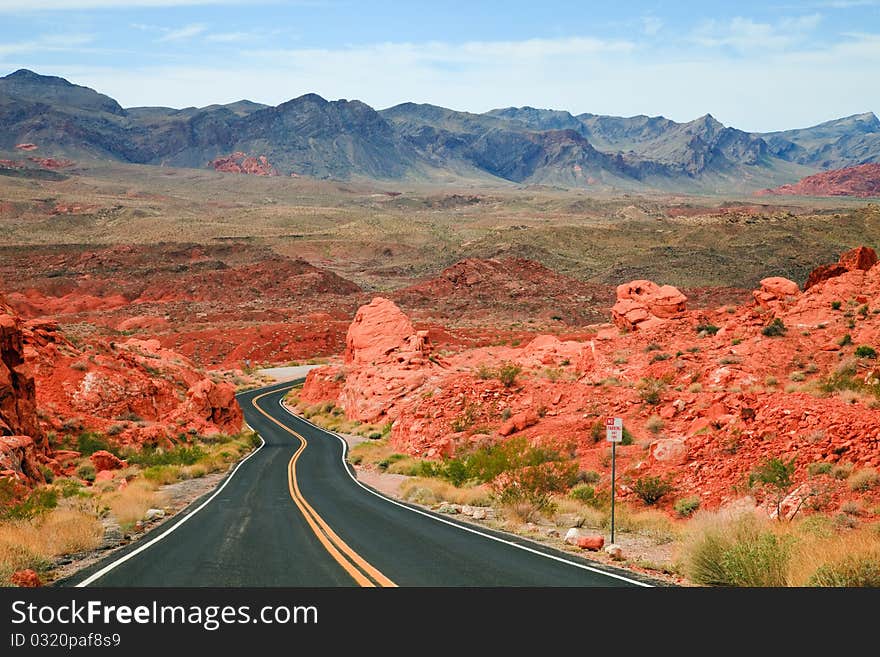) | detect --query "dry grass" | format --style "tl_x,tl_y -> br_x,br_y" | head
0,507 -> 102,582
788,527 -> 880,586
105,480 -> 165,529
399,477 -> 492,507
